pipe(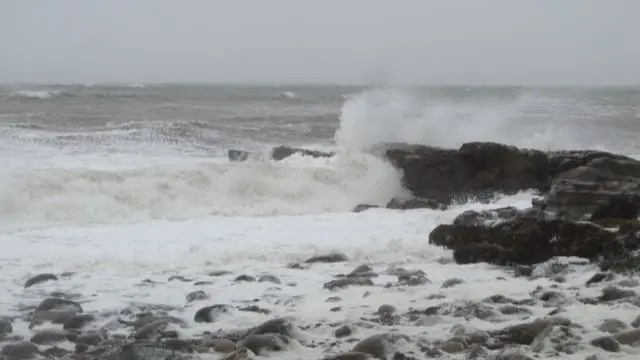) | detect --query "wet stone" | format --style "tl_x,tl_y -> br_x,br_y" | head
324,278 -> 374,290
335,325 -> 352,338
441,278 -> 464,288
305,253 -> 349,264
186,290 -> 209,303
598,319 -> 628,334
258,274 -> 281,284
233,275 -> 256,282
591,336 -> 620,352
30,329 -> 73,345
62,314 -> 95,330
194,304 -> 230,323
36,298 -> 83,313
1,341 -> 40,360
24,273 -> 58,288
